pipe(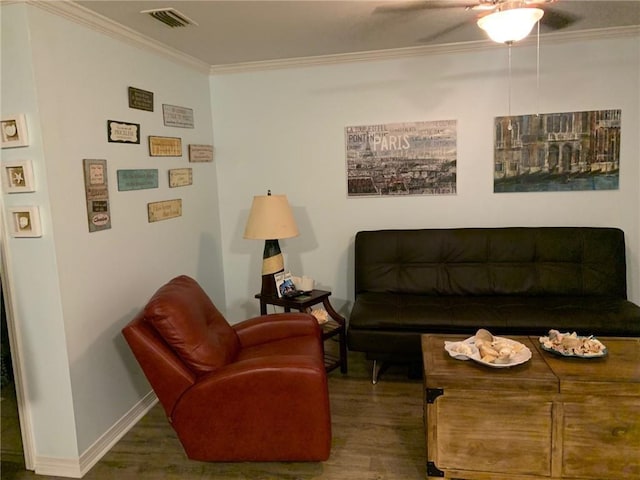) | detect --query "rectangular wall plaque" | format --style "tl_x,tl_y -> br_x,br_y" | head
117,169 -> 158,191
83,159 -> 111,232
188,144 -> 214,162
128,87 -> 154,112
169,168 -> 193,187
149,136 -> 182,157
108,120 -> 140,144
162,104 -> 194,128
148,199 -> 182,223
